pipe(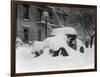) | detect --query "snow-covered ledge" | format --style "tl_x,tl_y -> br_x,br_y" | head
22,25 -> 31,28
